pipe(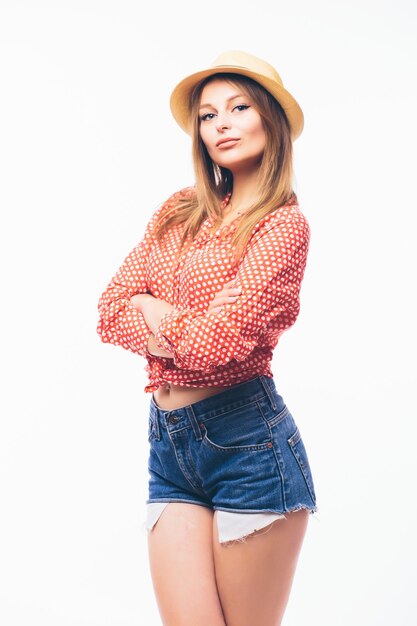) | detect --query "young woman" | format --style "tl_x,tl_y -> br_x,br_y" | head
97,50 -> 318,626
